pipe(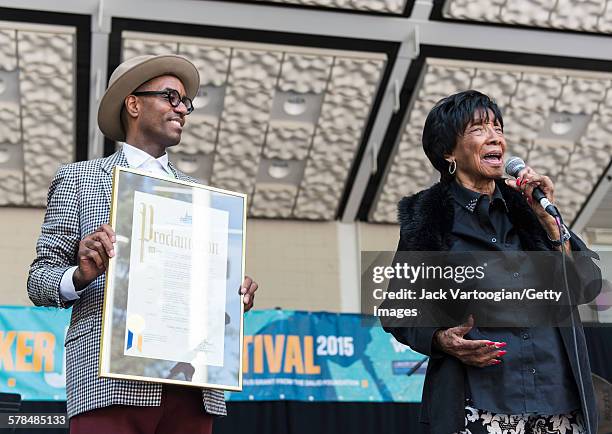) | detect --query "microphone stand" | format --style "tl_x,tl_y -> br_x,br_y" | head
405,356 -> 429,377
555,214 -> 593,434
